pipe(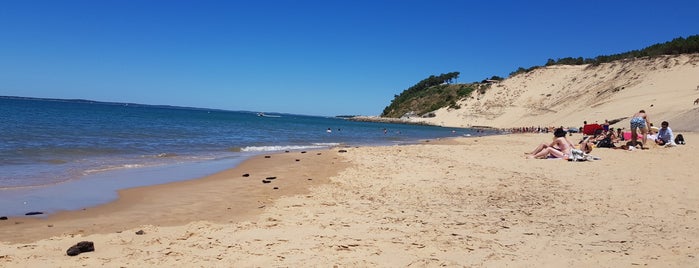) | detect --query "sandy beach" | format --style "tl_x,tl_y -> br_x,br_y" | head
3,54 -> 698,267
1,132 -> 697,267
